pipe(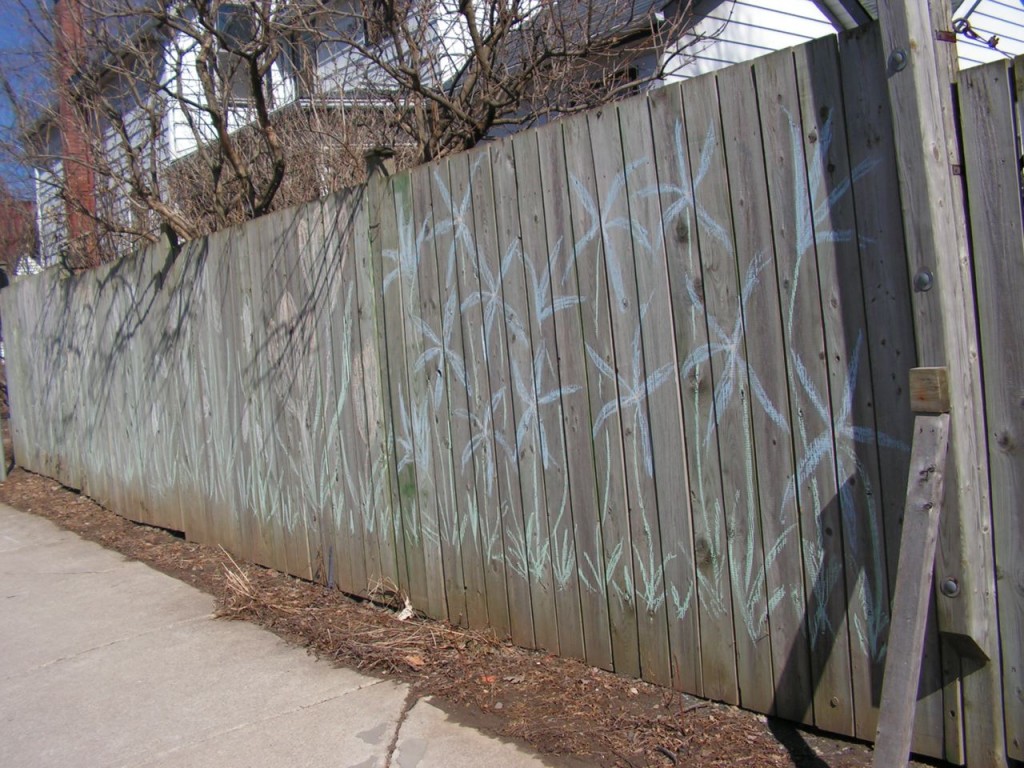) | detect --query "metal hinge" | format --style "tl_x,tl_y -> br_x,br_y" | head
936,29 -> 957,43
